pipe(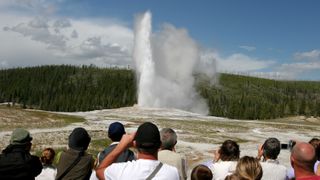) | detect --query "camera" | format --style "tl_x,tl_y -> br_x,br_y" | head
281,140 -> 296,150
